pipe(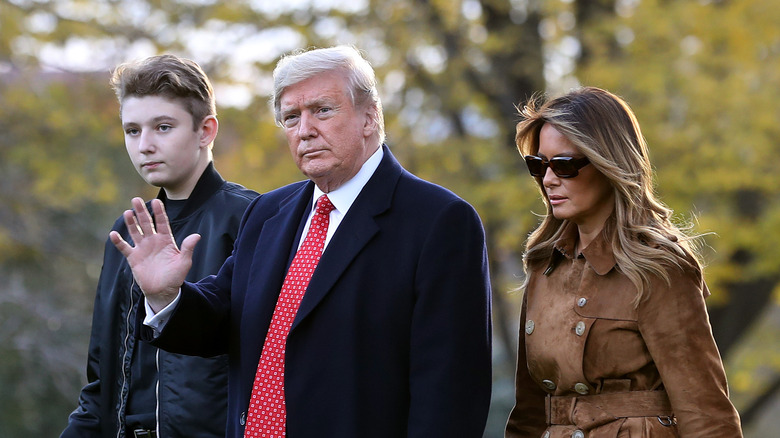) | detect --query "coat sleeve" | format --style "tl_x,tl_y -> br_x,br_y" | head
505,285 -> 548,438
637,265 -> 743,437
60,379 -> 101,438
60,258 -> 109,438
137,193 -> 260,356
137,255 -> 235,357
406,199 -> 493,437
